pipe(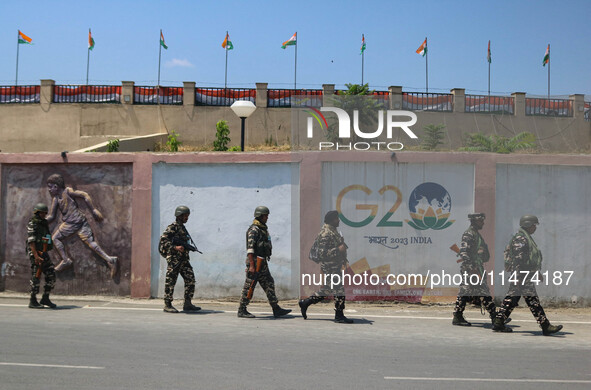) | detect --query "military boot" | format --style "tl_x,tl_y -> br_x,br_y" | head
237,305 -> 255,318
490,309 -> 511,325
335,310 -> 354,324
452,312 -> 471,326
183,299 -> 201,312
40,293 -> 57,309
541,320 -> 563,336
272,304 -> 292,318
299,298 -> 313,319
29,294 -> 43,309
163,300 -> 179,313
492,317 -> 513,332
